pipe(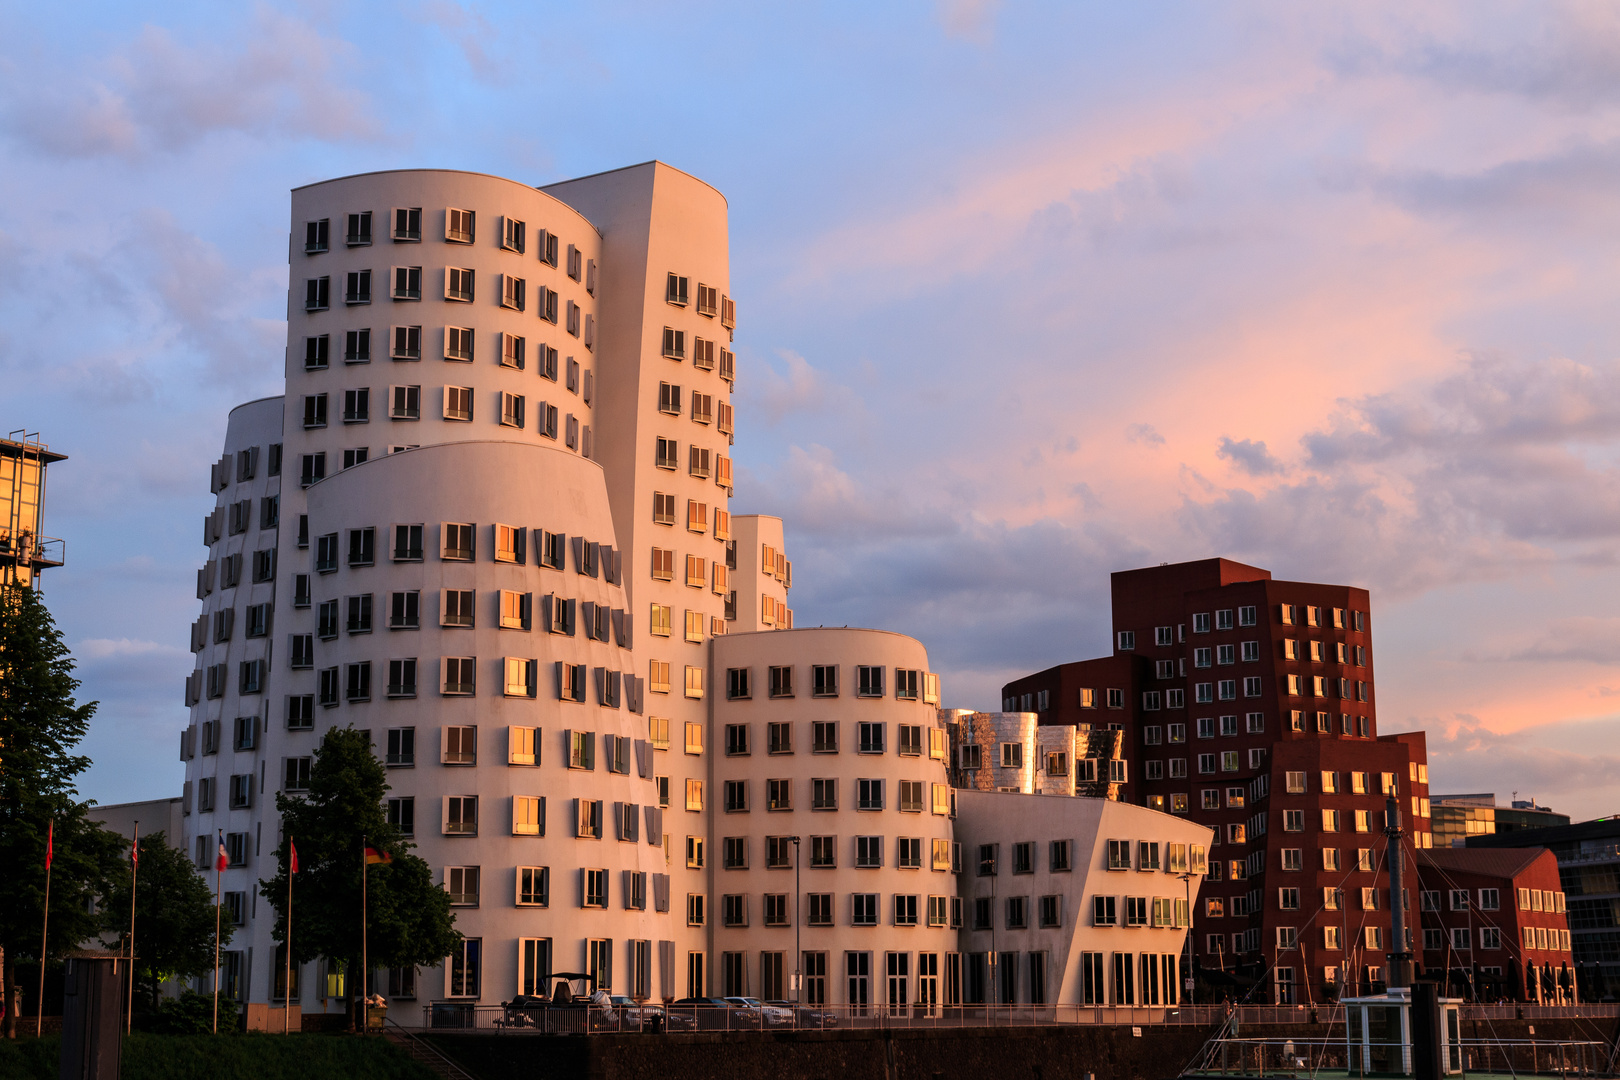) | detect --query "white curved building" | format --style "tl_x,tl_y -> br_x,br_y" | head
301,440 -> 665,1001
709,628 -> 951,1009
181,163 -> 738,1009
177,162 -> 1202,1019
